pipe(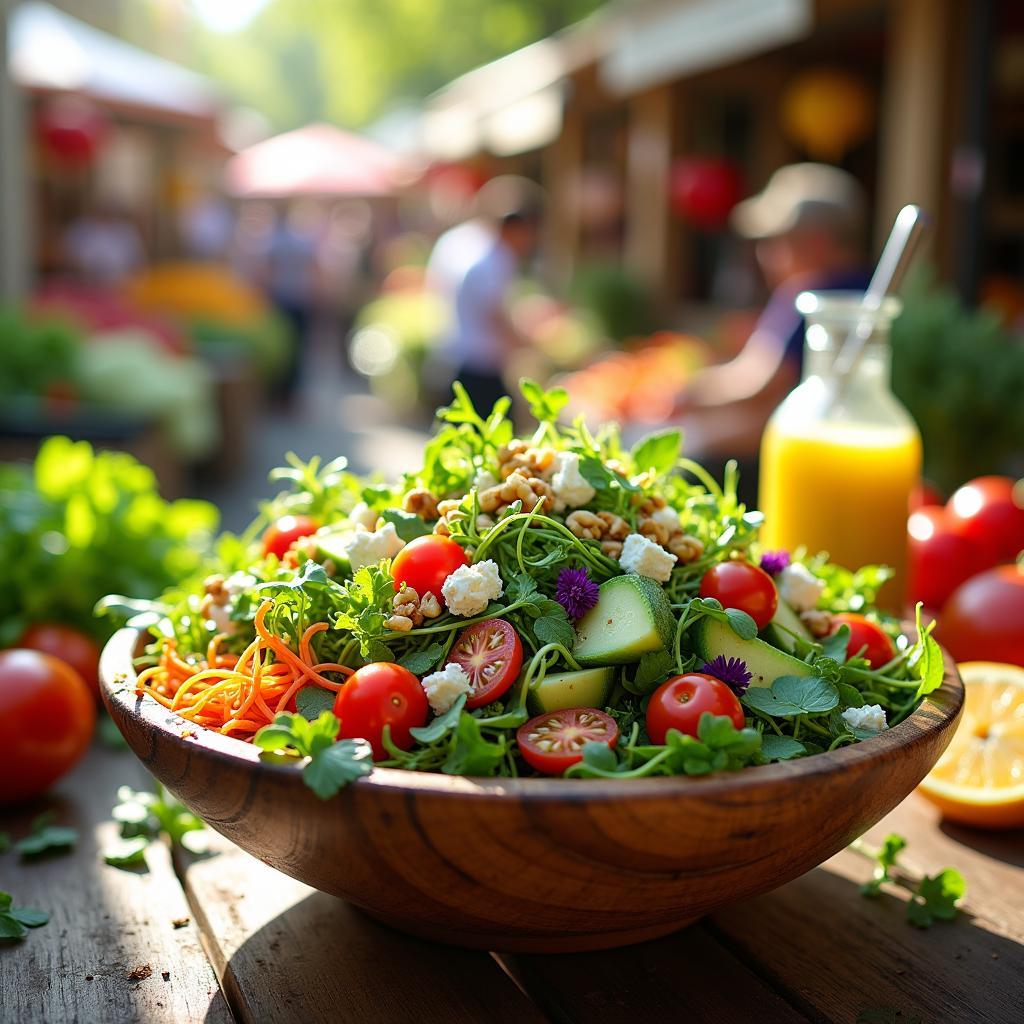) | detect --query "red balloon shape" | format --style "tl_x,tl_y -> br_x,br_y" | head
669,157 -> 743,230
